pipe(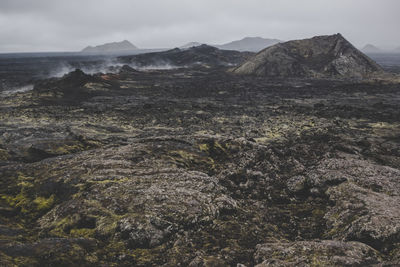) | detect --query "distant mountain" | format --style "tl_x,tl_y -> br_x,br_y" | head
81,40 -> 138,54
119,44 -> 253,68
233,34 -> 383,79
180,42 -> 203,49
216,37 -> 281,52
362,44 -> 381,53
